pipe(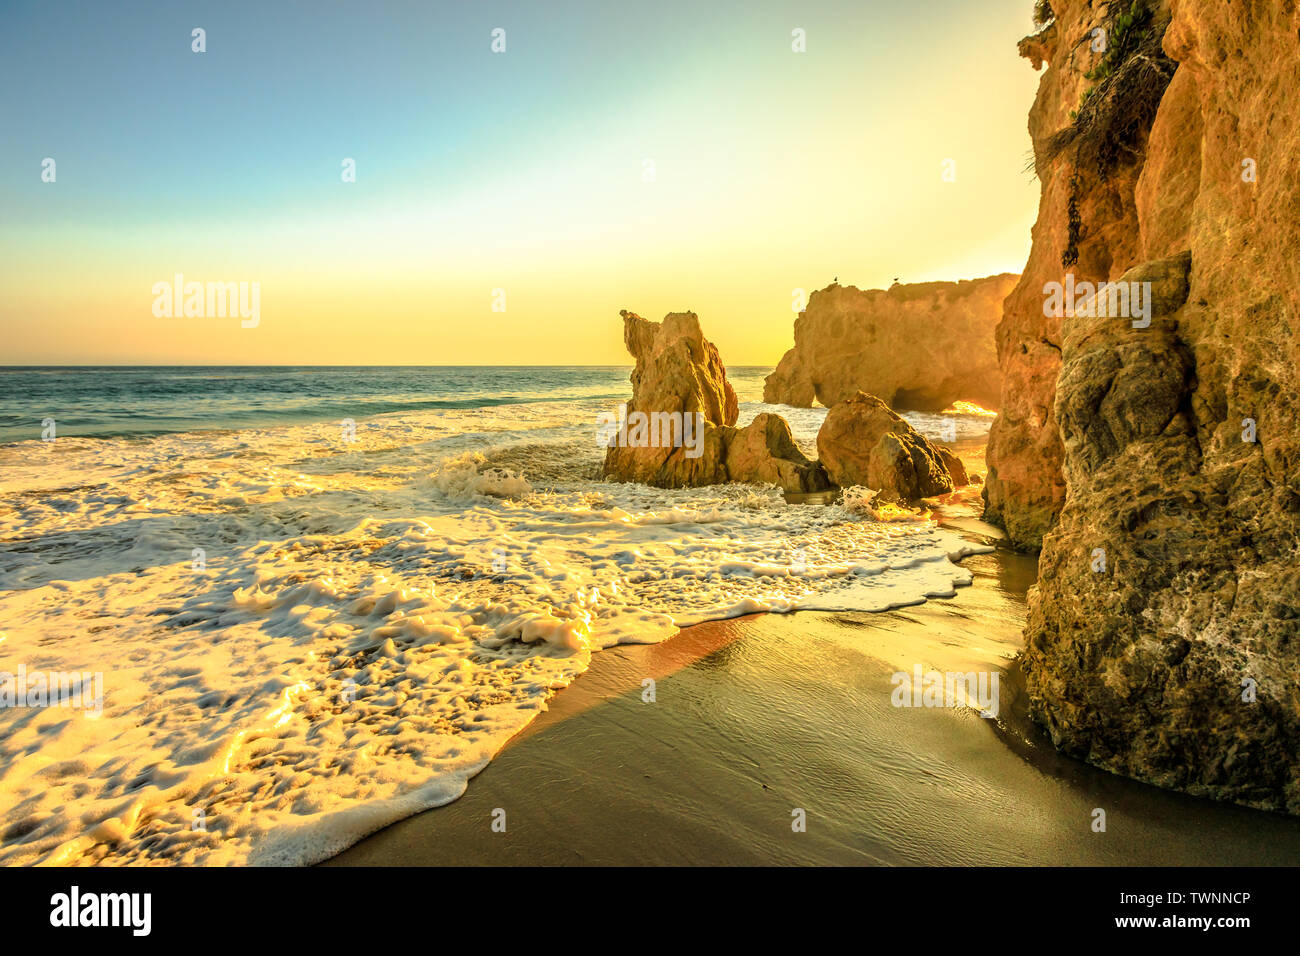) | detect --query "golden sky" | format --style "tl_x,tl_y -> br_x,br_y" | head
1,0 -> 1042,366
